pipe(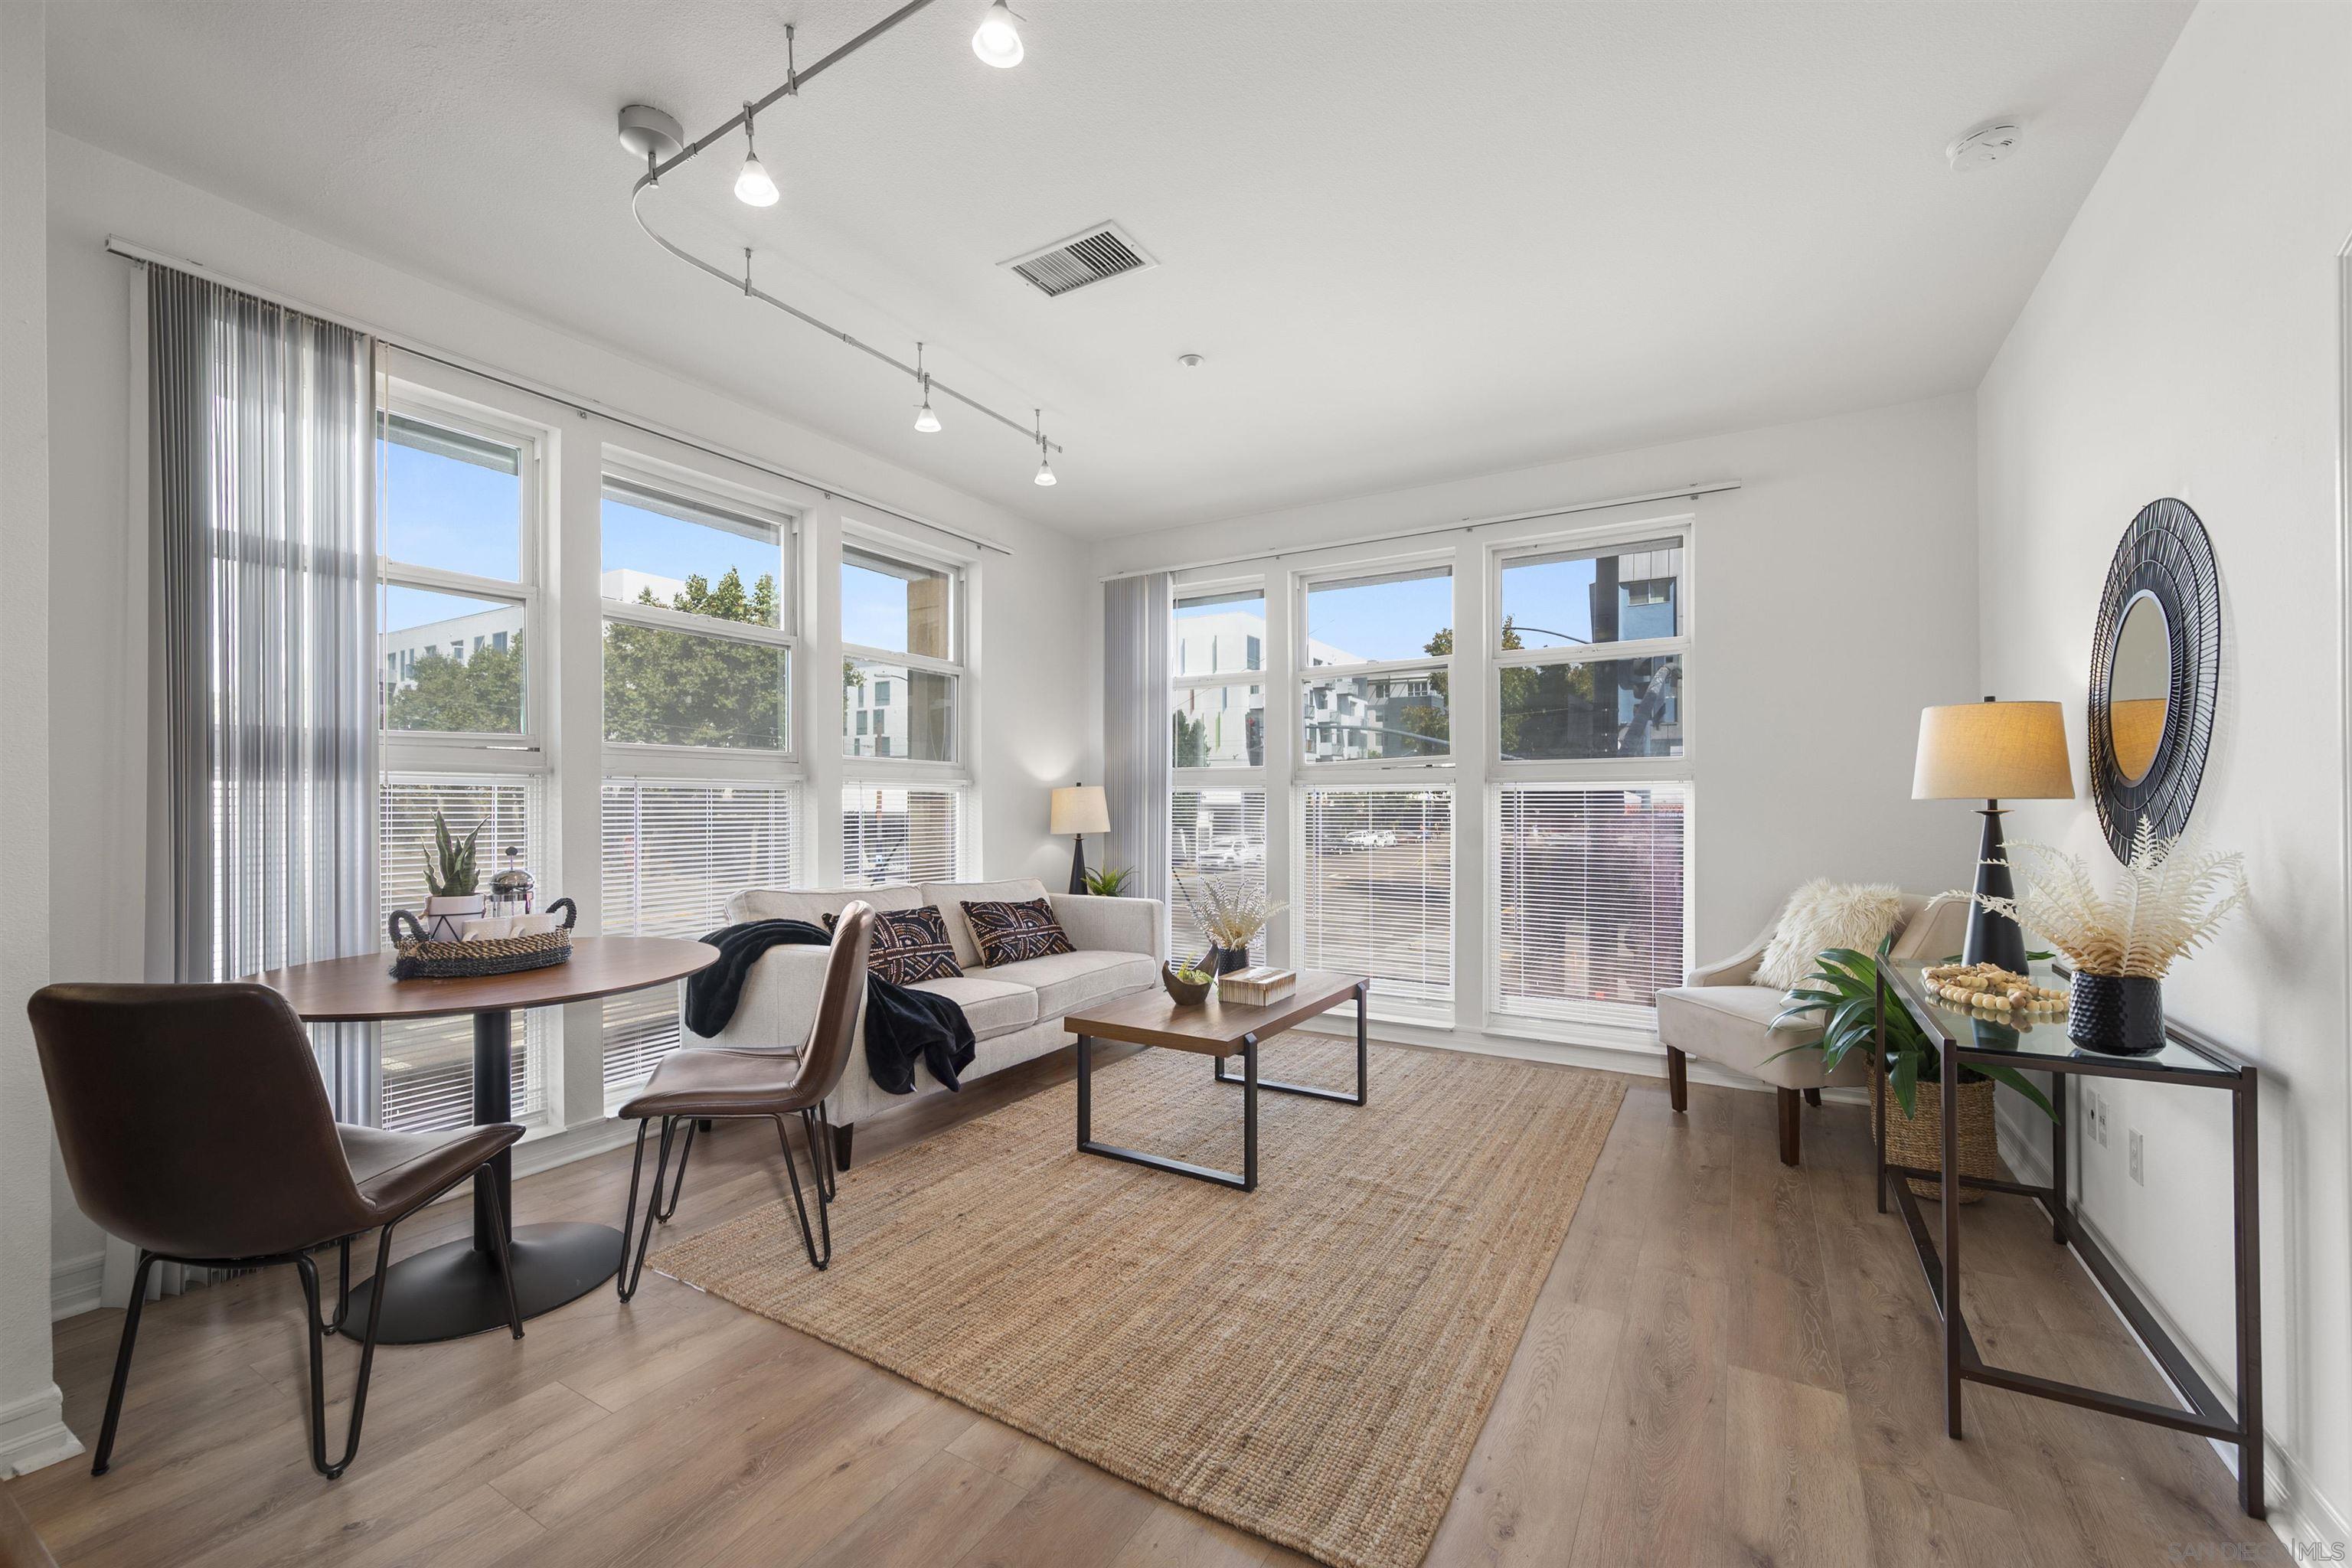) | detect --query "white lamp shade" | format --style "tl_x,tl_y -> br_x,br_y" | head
1913,701 -> 2075,801
1050,785 -> 1110,836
